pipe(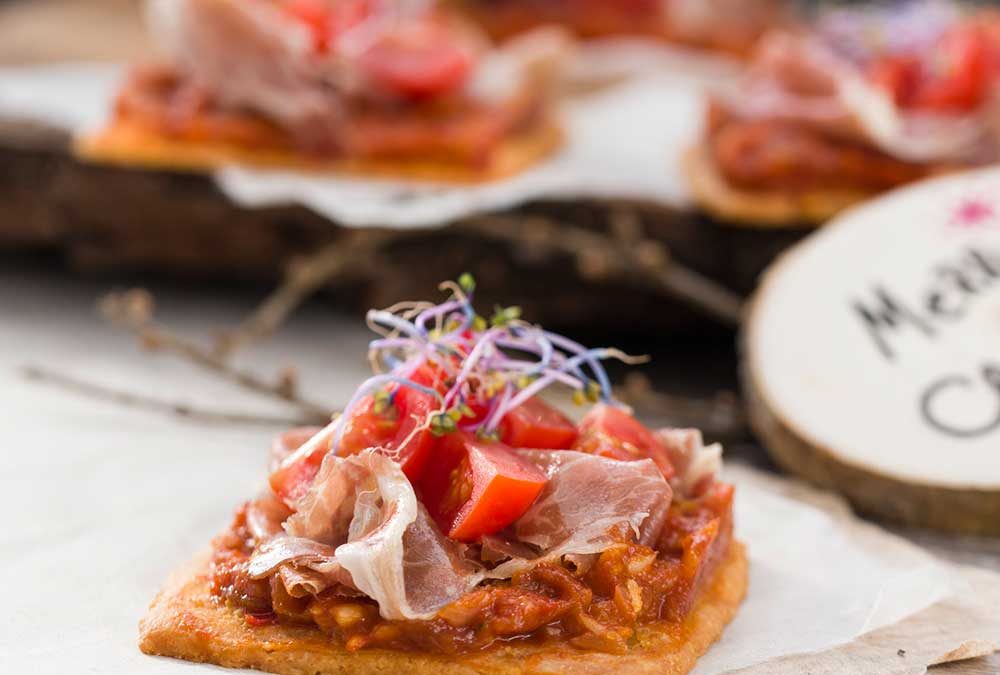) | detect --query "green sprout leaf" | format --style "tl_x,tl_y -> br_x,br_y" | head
490,305 -> 522,327
458,273 -> 476,294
